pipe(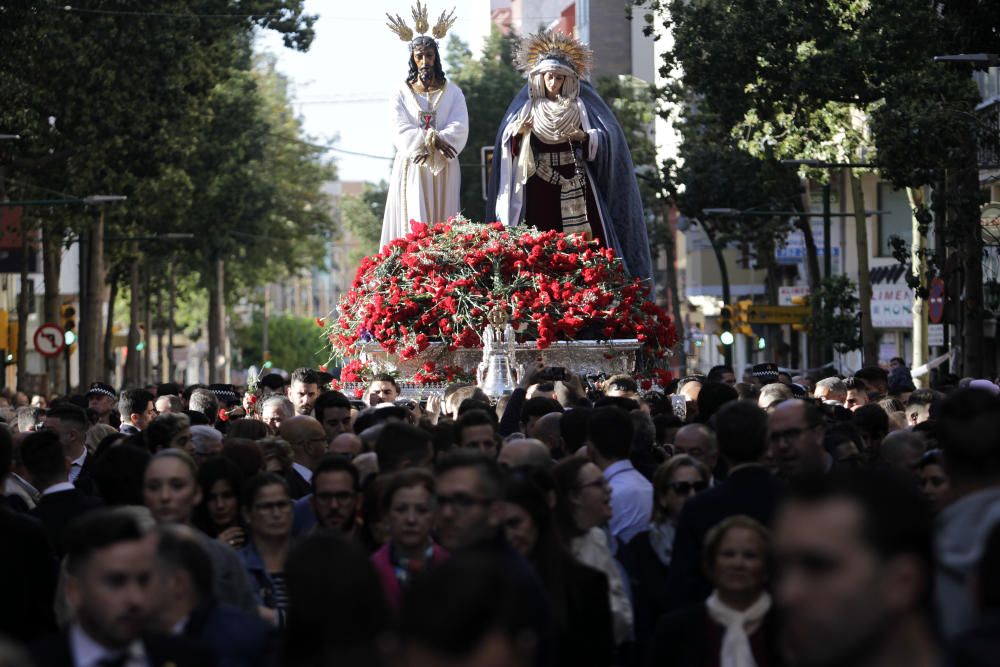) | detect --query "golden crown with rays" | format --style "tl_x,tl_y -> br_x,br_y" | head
513,30 -> 593,79
386,1 -> 457,42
